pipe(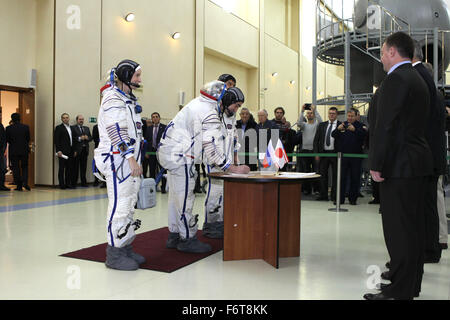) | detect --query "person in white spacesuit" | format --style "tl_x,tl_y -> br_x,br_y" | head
93,59 -> 146,271
157,80 -> 250,253
202,84 -> 244,239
